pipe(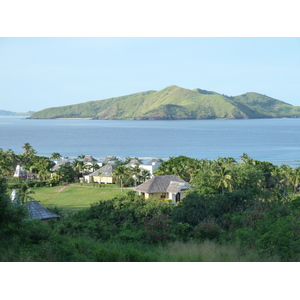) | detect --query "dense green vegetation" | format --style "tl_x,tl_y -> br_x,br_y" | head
1,144 -> 300,261
29,85 -> 300,120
